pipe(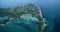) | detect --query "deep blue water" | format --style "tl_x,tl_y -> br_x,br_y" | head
0,0 -> 60,32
